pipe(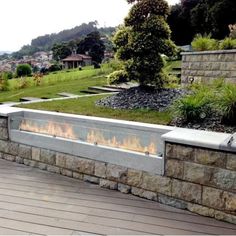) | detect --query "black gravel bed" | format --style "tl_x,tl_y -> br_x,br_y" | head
96,87 -> 188,111
171,113 -> 236,134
